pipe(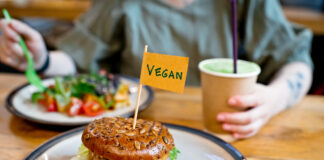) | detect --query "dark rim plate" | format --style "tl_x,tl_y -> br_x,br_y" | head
6,75 -> 154,126
26,123 -> 245,160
